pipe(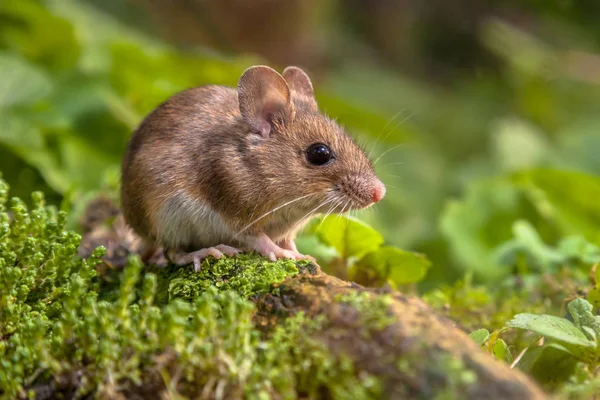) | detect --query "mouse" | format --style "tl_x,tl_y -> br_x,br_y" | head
120,65 -> 386,271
